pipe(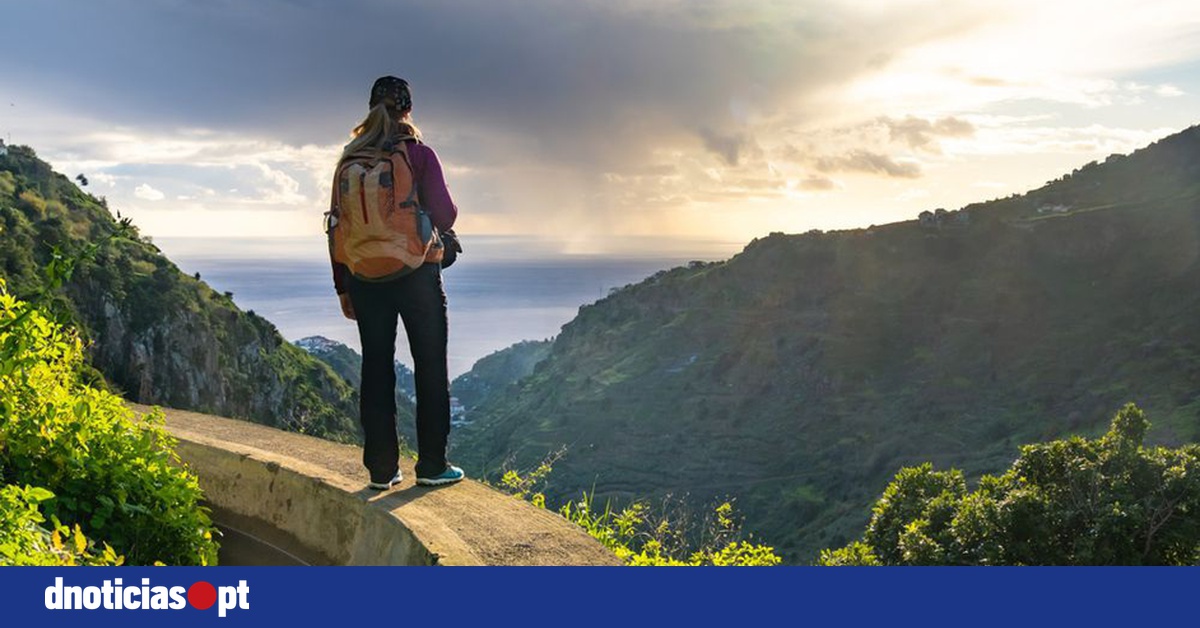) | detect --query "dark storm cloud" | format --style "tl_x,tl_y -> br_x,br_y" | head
698,128 -> 755,166
0,0 -> 966,171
